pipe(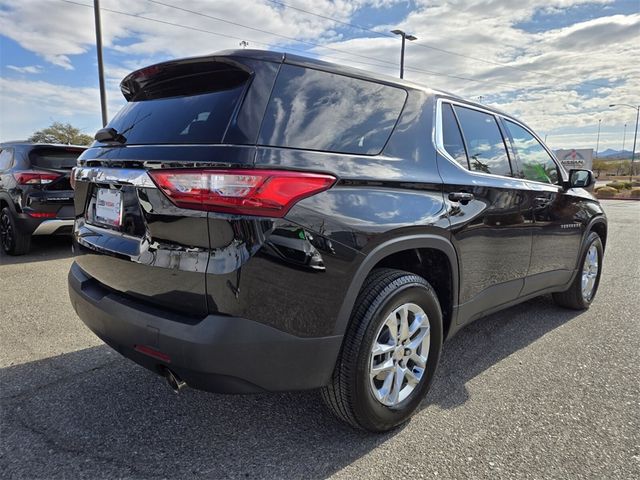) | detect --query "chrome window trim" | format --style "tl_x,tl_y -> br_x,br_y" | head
434,97 -> 565,185
73,167 -> 157,188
